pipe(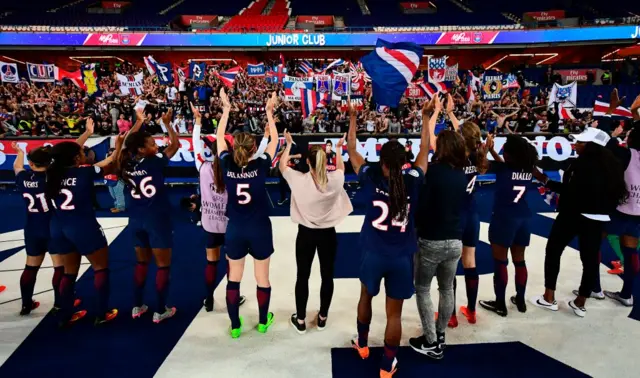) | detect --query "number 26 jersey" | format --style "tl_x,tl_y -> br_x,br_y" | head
124,153 -> 171,216
359,164 -> 424,257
